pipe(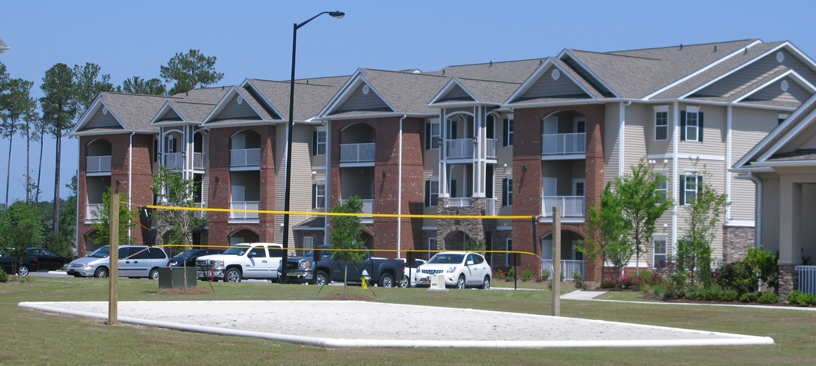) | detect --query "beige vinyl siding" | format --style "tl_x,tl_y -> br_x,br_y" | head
439,85 -> 472,102
495,113 -> 514,216
423,131 -> 440,227
523,67 -> 589,99
337,84 -> 390,112
697,49 -> 816,98
272,124 -> 315,248
603,102 -> 620,181
759,175 -> 781,253
644,104 -> 673,157
622,104 -> 648,169
747,77 -> 811,105
678,104 -> 726,156
676,159 -> 728,259
730,108 -> 779,220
